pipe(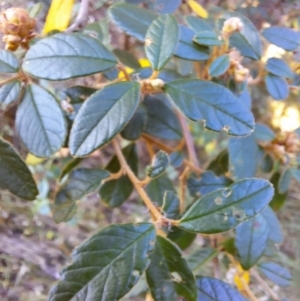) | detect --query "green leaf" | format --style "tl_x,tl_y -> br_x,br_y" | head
0,137 -> 38,200
162,191 -> 180,219
269,172 -> 287,211
223,11 -> 262,60
265,58 -> 294,79
53,168 -> 109,223
146,236 -> 197,301
193,31 -> 224,46
23,33 -> 117,81
121,105 -> 147,141
196,276 -> 247,301
235,213 -> 269,270
109,3 -> 156,41
0,50 -> 19,73
170,151 -> 184,168
113,49 -> 141,69
254,123 -> 275,142
145,15 -> 179,70
143,95 -> 182,140
262,26 -> 300,51
164,79 -> 255,136
69,82 -> 140,157
261,206 -> 283,243
99,143 -> 138,208
187,171 -> 232,197
209,54 -> 230,77
265,74 -> 289,100
187,247 -> 217,271
147,150 -> 170,178
48,223 -> 156,301
258,262 -> 292,287
0,81 -> 21,105
146,173 -> 175,207
290,167 -> 300,182
207,149 -> 229,176
179,178 -> 274,234
228,133 -> 260,179
168,227 -> 196,250
16,84 -> 66,158
175,25 -> 210,61
278,168 -> 292,194
60,158 -> 83,180
185,15 -> 212,32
